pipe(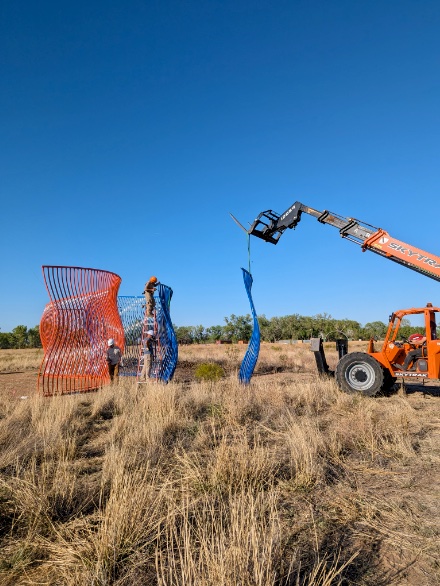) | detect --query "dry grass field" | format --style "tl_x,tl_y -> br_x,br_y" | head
0,343 -> 439,585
